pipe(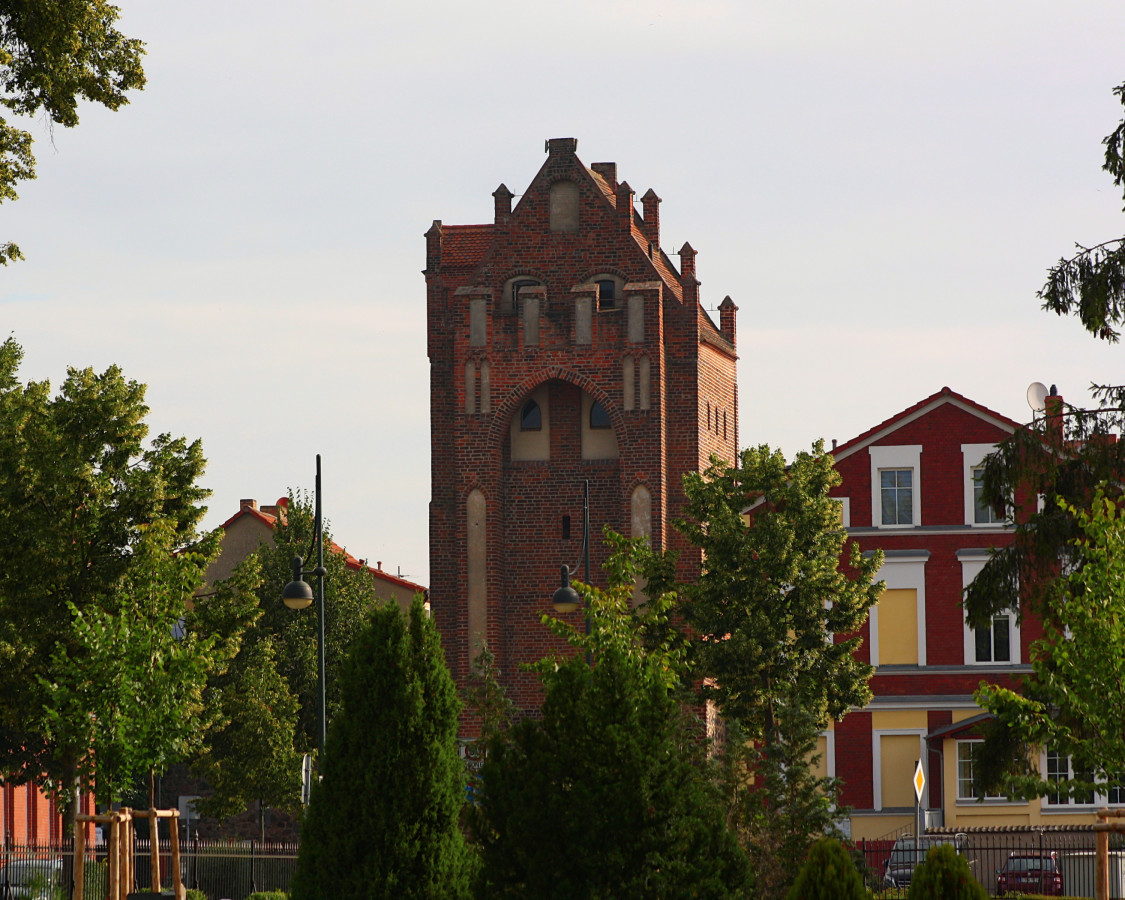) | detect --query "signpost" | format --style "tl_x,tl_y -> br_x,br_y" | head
913,759 -> 926,859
